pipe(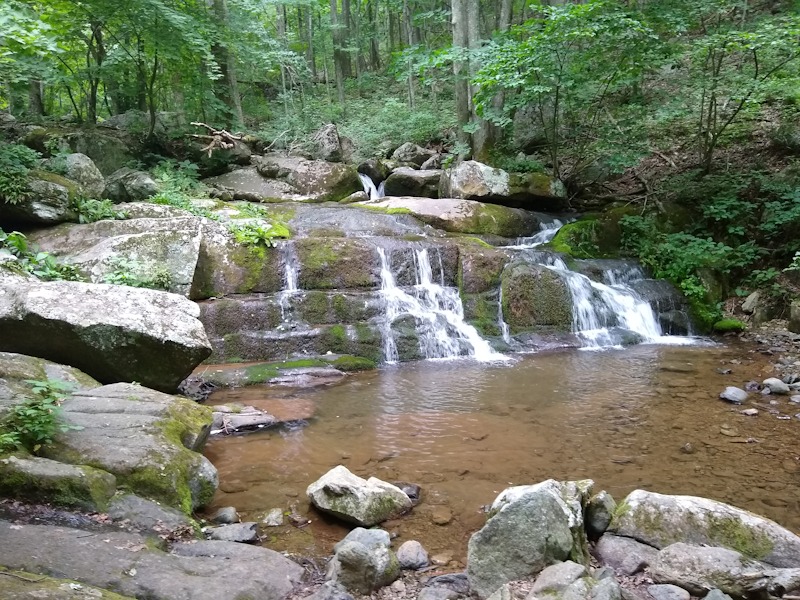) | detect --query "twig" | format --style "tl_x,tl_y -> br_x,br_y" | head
189,122 -> 244,157
0,571 -> 48,583
652,149 -> 676,168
